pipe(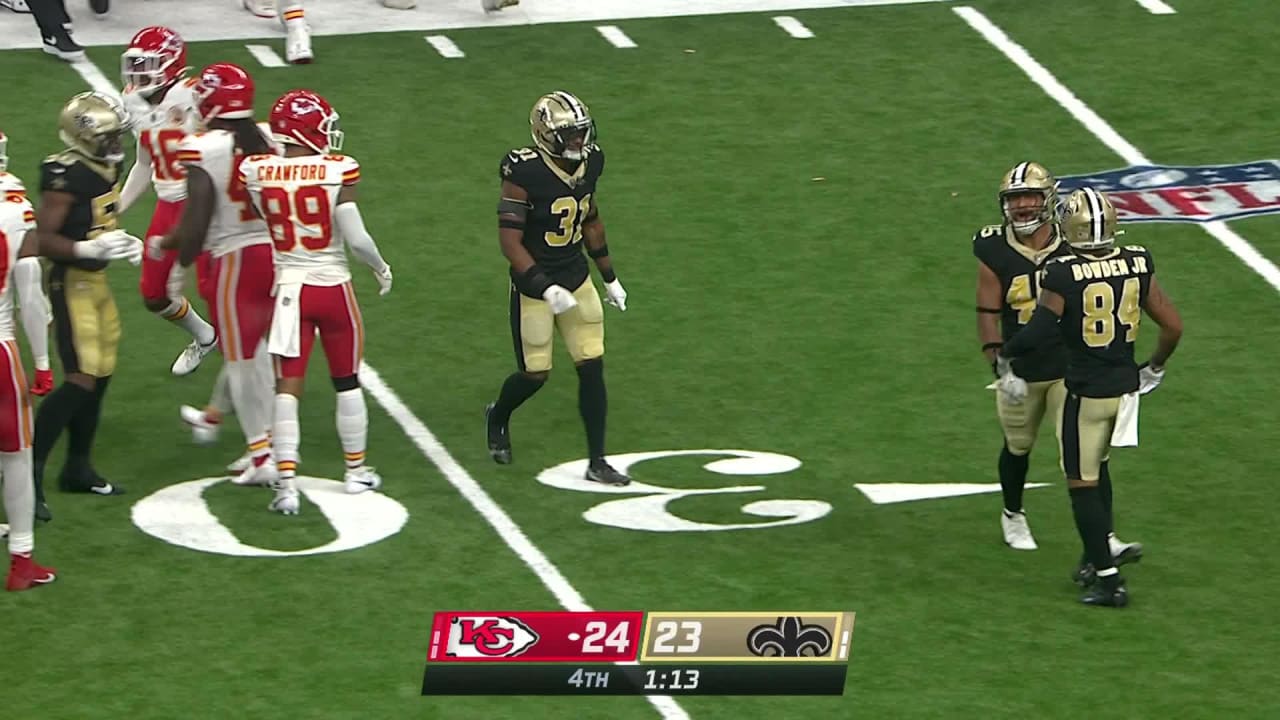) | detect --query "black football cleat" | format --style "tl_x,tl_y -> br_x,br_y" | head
585,460 -> 631,486
1080,580 -> 1128,608
60,468 -> 125,496
1073,562 -> 1097,588
34,501 -> 53,524
485,403 -> 512,465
